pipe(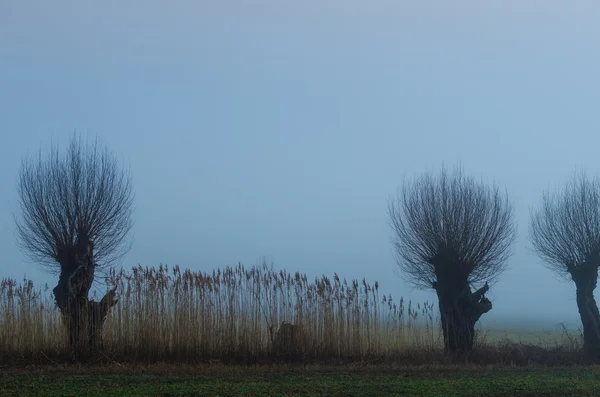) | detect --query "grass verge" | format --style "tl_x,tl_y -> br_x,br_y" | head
2,364 -> 600,396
